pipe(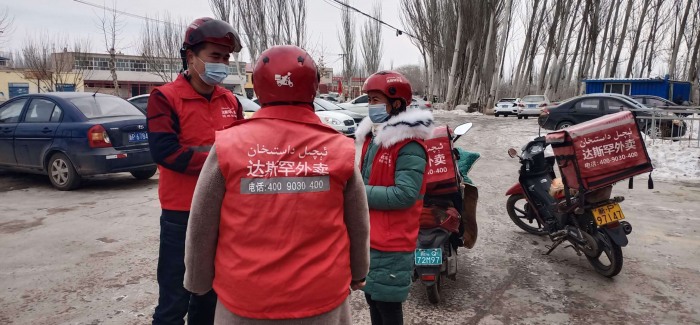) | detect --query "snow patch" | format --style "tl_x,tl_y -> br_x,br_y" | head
432,109 -> 484,116
644,119 -> 700,181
